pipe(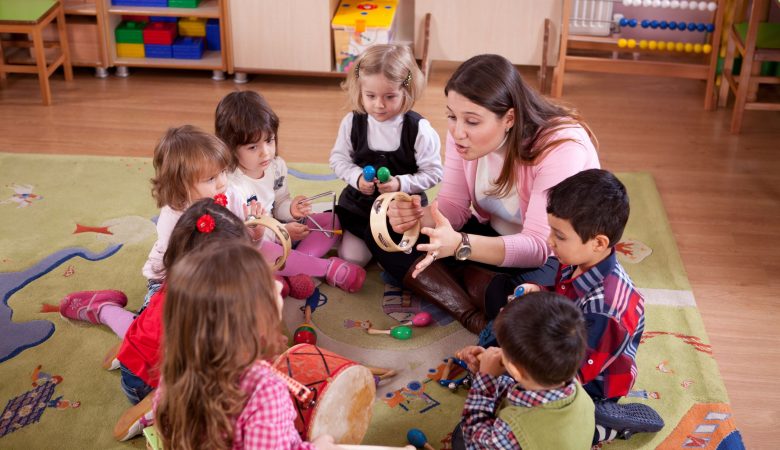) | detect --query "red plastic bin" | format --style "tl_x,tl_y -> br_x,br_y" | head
143,22 -> 177,45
